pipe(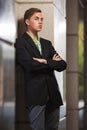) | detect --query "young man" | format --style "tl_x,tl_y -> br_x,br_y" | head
15,8 -> 67,130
